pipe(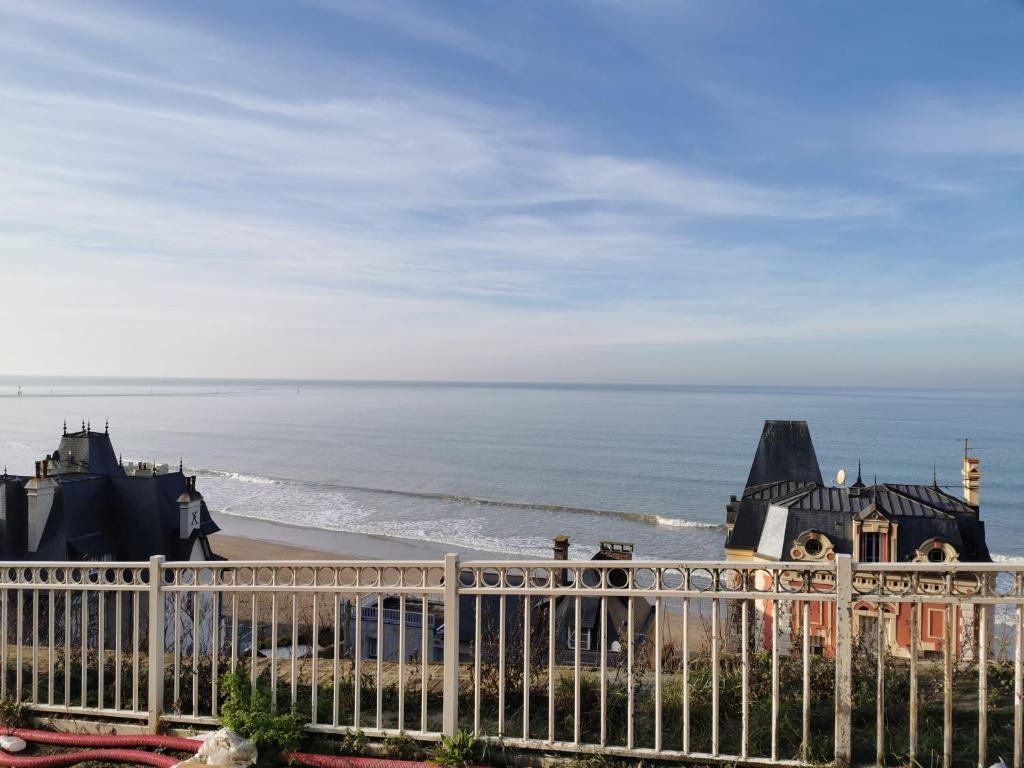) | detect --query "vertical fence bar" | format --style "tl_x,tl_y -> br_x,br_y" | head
741,597 -> 749,760
522,593 -> 531,741
48,589 -> 56,707
147,556 -> 165,734
173,592 -> 181,709
713,596 -> 721,758
270,592 -> 278,712
398,593 -> 406,732
310,596 -> 319,725
230,593 -> 239,673
192,592 -> 200,717
944,602 -> 954,768
876,607 -> 885,767
654,593 -> 663,753
627,591 -> 635,750
910,601 -> 919,764
1015,602 -> 1023,768
682,592 -> 690,754
132,590 -> 140,712
354,593 -> 361,728
769,597 -> 777,762
598,595 -> 606,747
499,592 -> 507,737
250,594 -> 258,688
212,588 -> 220,718
16,588 -> 23,701
978,604 -> 988,768
573,592 -> 581,746
332,597 -> 340,728
1,585 -> 6,700
32,588 -> 39,703
801,599 -> 810,762
65,590 -> 72,707
834,555 -> 853,768
473,593 -> 481,736
376,593 -> 383,730
293,593 -> 300,712
548,593 -> 555,743
95,589 -> 103,709
441,553 -> 459,738
79,589 -> 86,706
420,596 -> 428,733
